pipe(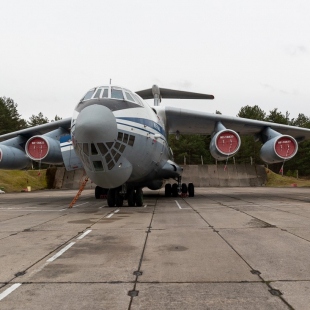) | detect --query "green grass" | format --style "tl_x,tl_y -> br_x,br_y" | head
265,168 -> 310,187
0,169 -> 47,193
